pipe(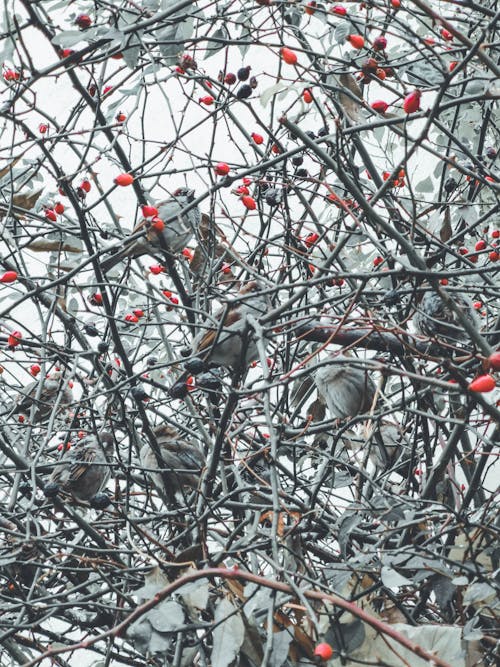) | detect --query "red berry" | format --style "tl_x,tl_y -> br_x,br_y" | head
45,209 -> 57,222
60,48 -> 74,58
39,123 -> 48,134
142,205 -> 159,217
391,0 -> 401,7
54,202 -> 65,214
488,352 -> 500,371
199,96 -> 214,105
114,173 -> 134,187
373,36 -> 387,51
373,256 -> 383,267
133,309 -> 145,318
271,144 -> 281,154
30,364 -> 41,376
475,240 -> 486,251
376,68 -> 387,80
125,314 -> 139,323
103,85 -> 113,96
75,14 -> 92,29
331,5 -> 347,15
371,100 -> 389,114
0,271 -> 18,283
449,61 -> 458,72
314,643 -> 334,660
151,217 -> 165,232
116,112 -> 126,122
468,374 -> 496,393
492,230 -> 500,238
281,47 -> 298,65
242,177 -> 252,185
473,301 -> 482,310
8,331 -> 22,347
215,162 -> 230,176
458,247 -> 468,256
489,251 -> 499,262
80,179 -> 91,193
90,292 -> 103,306
221,263 -> 232,275
303,89 -> 313,104
439,278 -> 449,285
348,34 -> 365,50
241,195 -> 257,210
3,69 -> 20,81
304,1 -> 316,15
224,73 -> 237,85
251,132 -> 264,145
150,265 -> 165,275
235,185 -> 250,195
403,90 -> 421,113
305,232 -> 319,247
441,28 -> 453,41
182,248 -> 194,260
